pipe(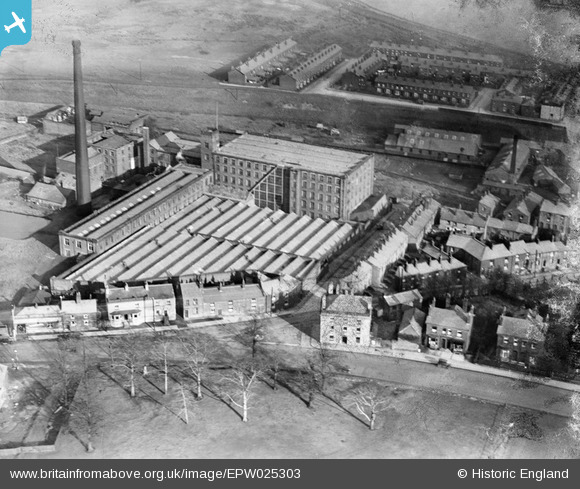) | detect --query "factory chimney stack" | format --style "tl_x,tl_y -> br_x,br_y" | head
72,40 -> 91,215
